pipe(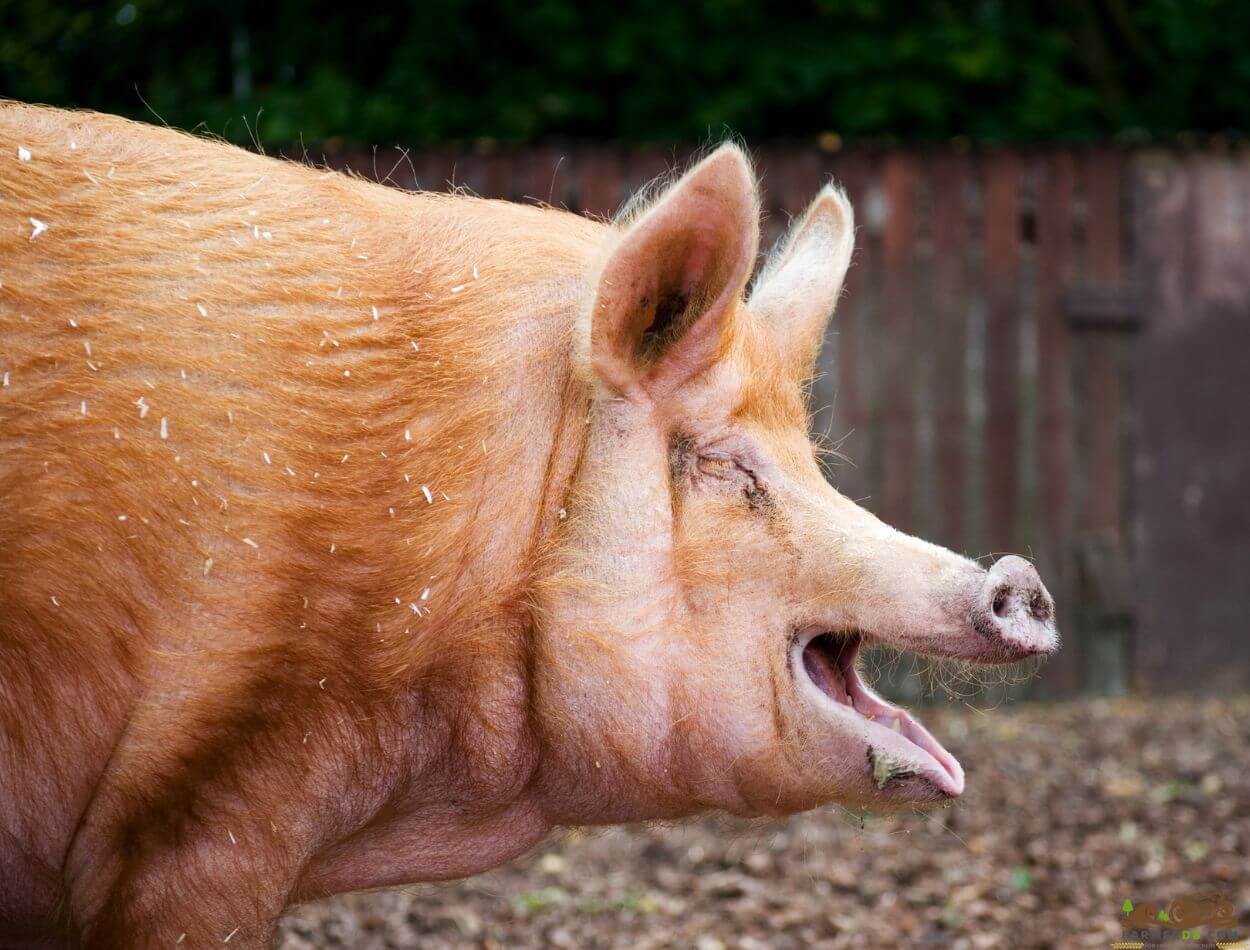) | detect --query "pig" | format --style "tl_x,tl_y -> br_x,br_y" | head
0,103 -> 1057,948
